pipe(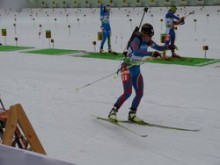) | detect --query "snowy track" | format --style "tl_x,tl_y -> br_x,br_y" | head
1,6 -> 220,165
